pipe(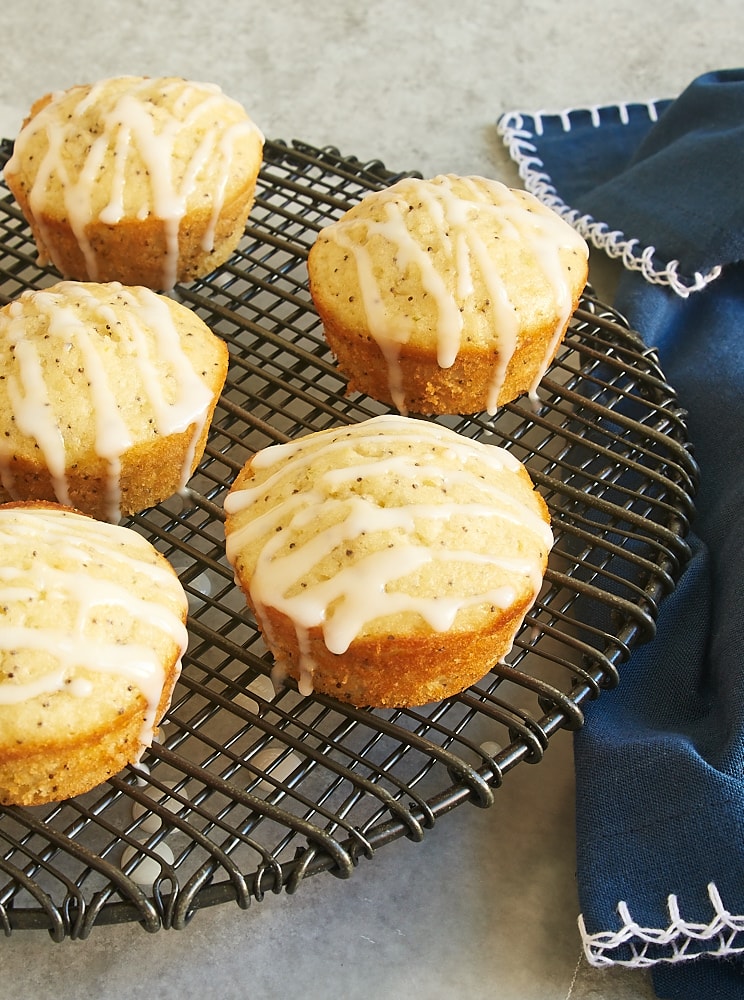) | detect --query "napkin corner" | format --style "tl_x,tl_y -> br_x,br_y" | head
496,104 -> 723,299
